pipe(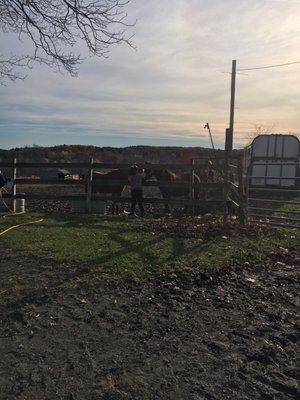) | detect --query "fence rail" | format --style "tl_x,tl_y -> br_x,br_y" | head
2,192 -> 225,205
15,177 -> 225,189
248,176 -> 300,180
0,161 -> 209,170
249,162 -> 298,166
251,157 -> 298,161
248,188 -> 300,193
248,198 -> 300,205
